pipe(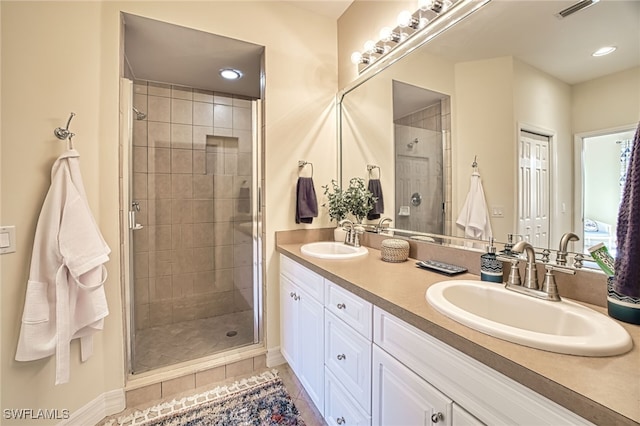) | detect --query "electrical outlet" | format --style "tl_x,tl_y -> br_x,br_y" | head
491,206 -> 505,217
